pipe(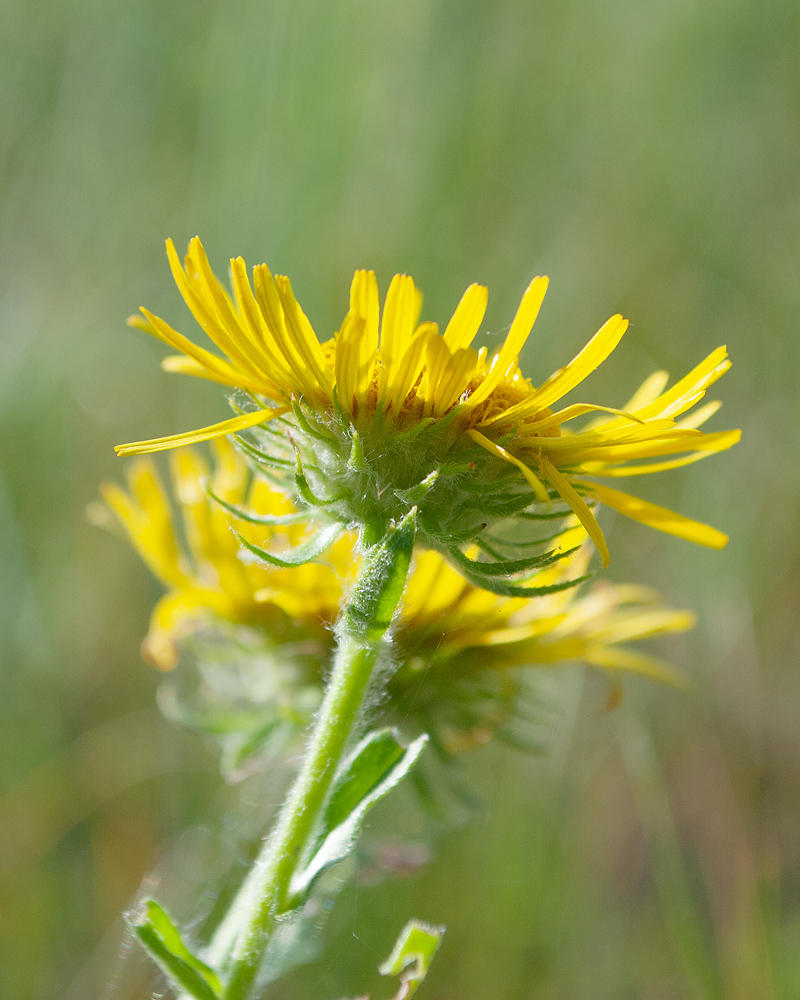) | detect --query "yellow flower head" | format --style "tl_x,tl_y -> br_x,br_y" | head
101,437 -> 355,669
99,443 -> 694,754
116,238 -> 740,571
